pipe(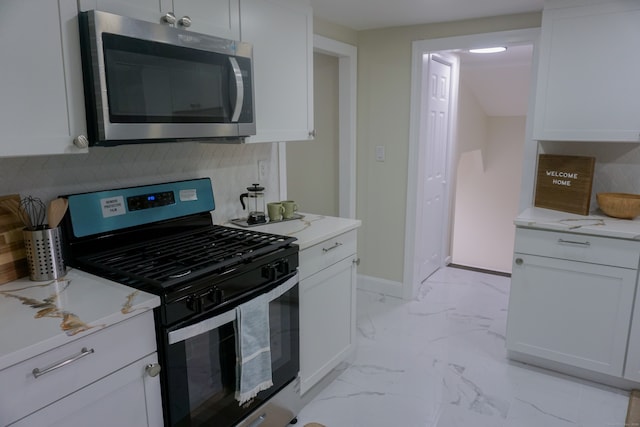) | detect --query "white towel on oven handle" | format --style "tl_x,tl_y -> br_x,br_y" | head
234,273 -> 298,405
